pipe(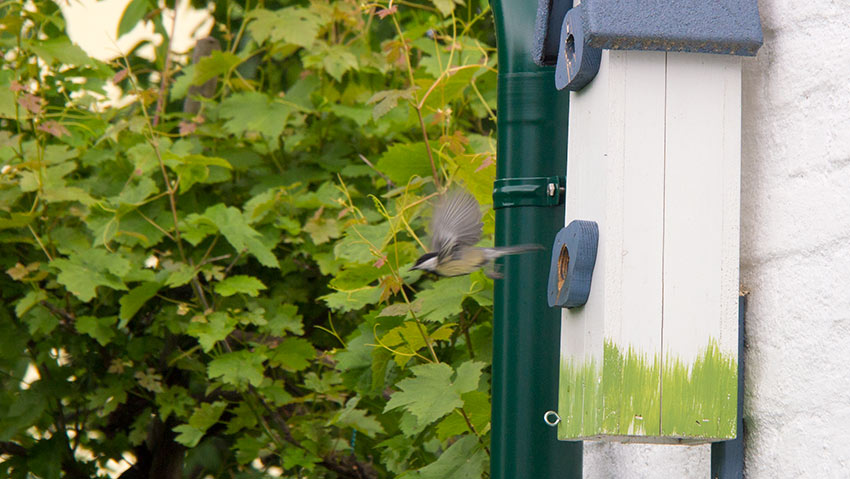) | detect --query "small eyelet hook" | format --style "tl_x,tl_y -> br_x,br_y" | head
543,410 -> 561,427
